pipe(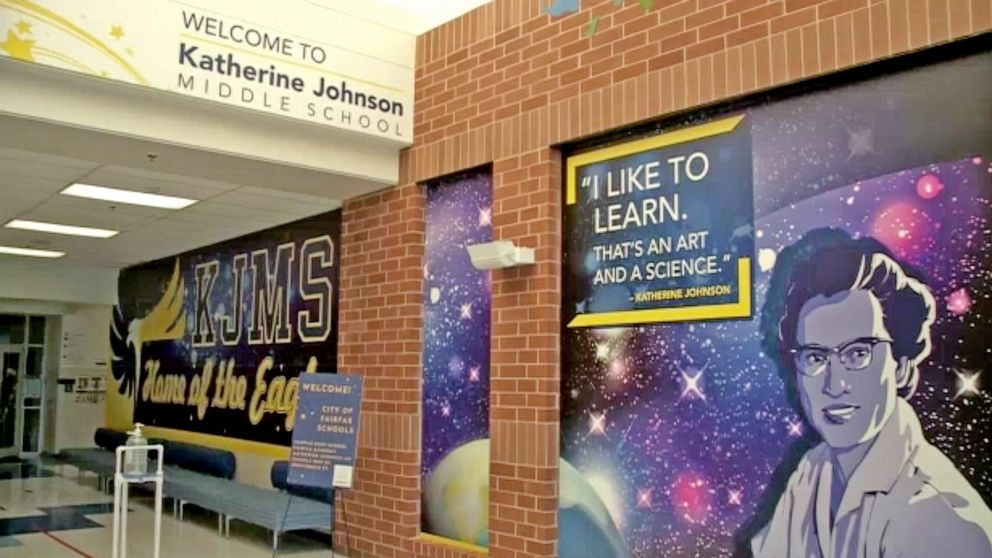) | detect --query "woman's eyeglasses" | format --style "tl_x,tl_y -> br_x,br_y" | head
791,337 -> 893,377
